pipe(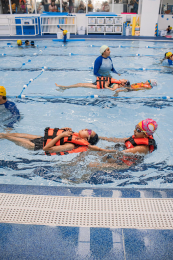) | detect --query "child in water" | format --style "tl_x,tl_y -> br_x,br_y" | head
90,118 -> 158,168
55,78 -> 157,92
162,52 -> 173,66
0,127 -> 118,155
